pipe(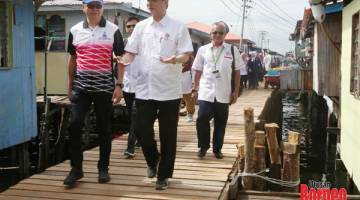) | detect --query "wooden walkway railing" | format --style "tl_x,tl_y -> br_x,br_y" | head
0,89 -> 271,200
